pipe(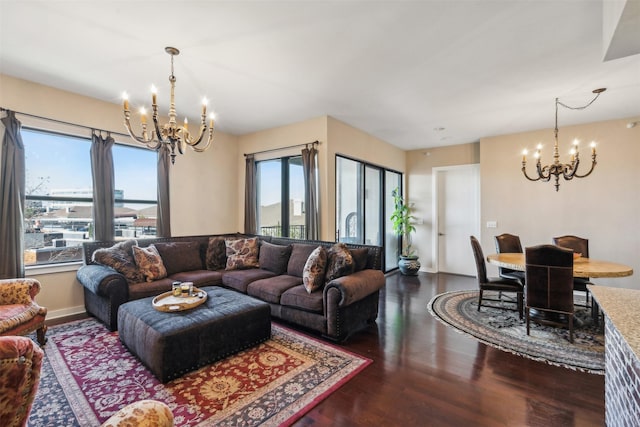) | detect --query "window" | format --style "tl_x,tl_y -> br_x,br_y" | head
336,155 -> 402,272
256,156 -> 306,239
22,128 -> 157,266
